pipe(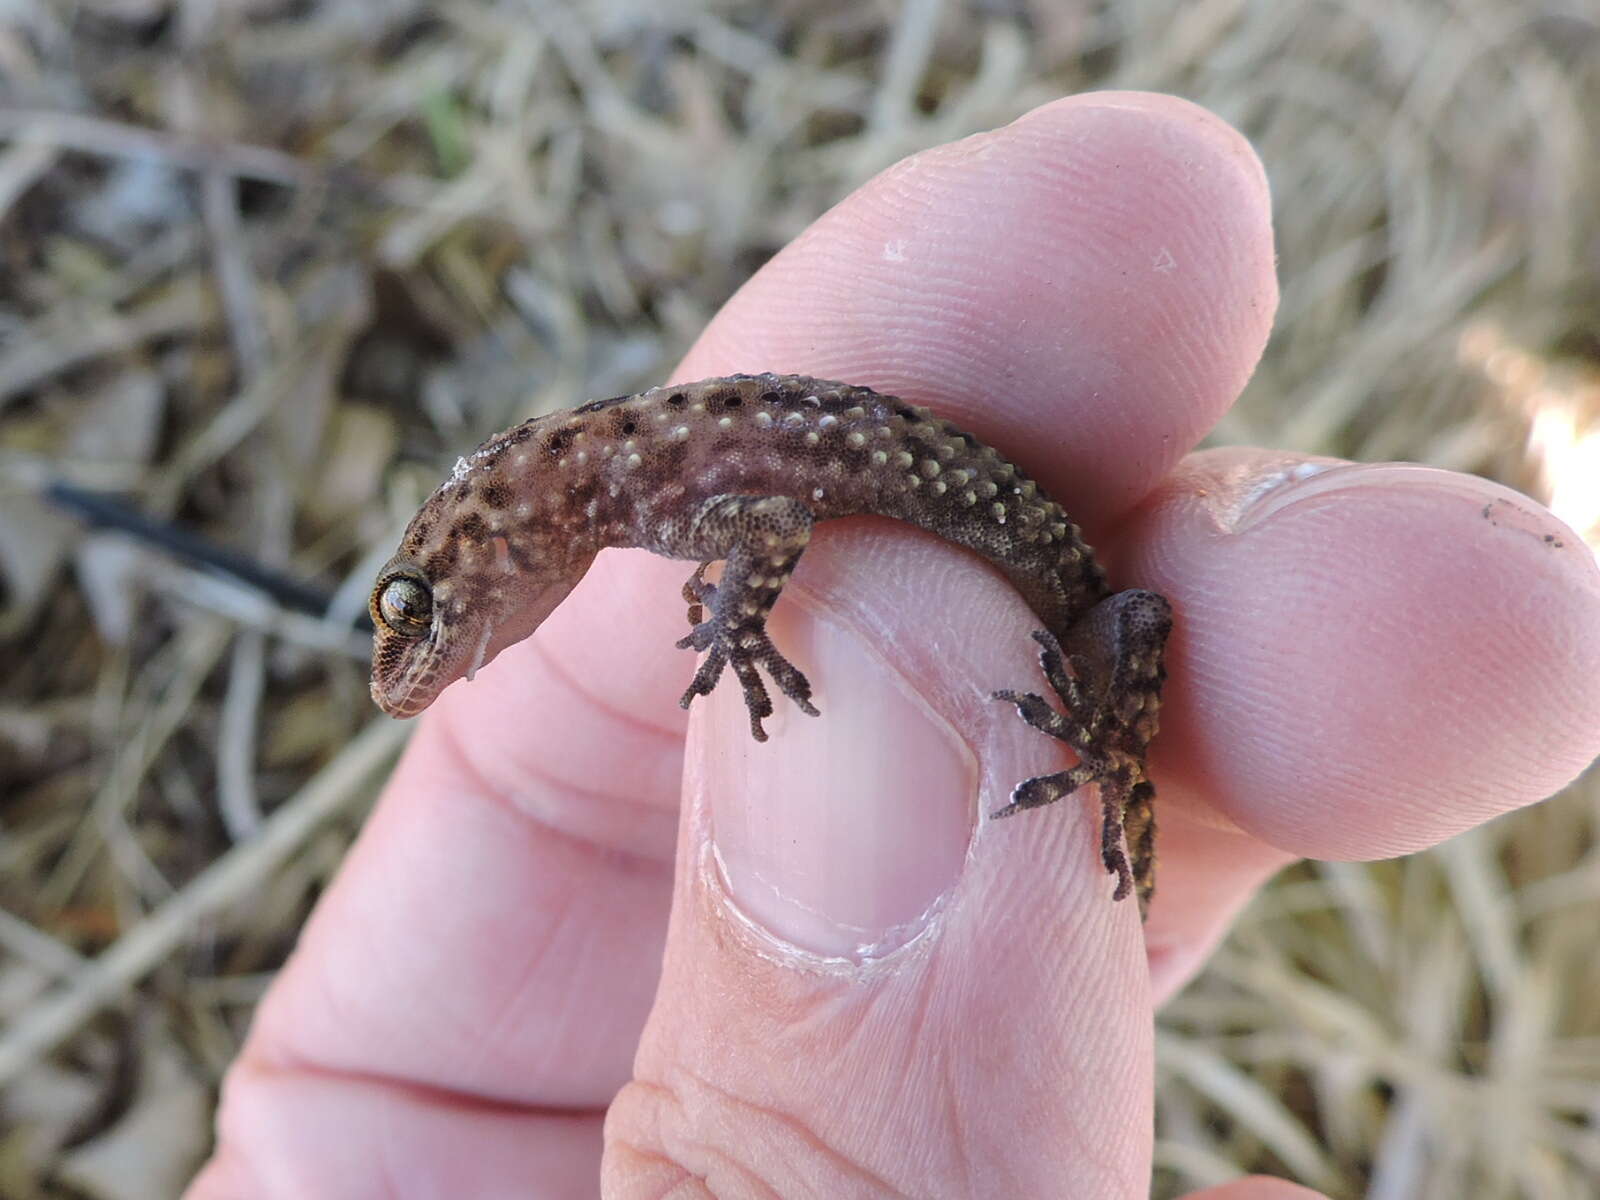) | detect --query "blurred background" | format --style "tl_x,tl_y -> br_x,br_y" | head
1,0 -> 1597,1196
